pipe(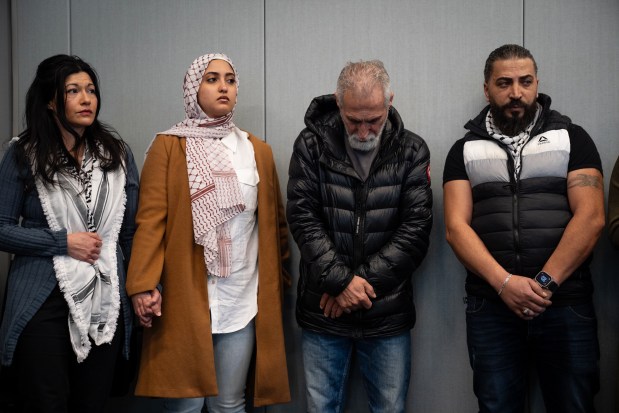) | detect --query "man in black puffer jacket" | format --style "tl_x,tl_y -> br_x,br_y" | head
287,60 -> 432,413
444,44 -> 604,413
